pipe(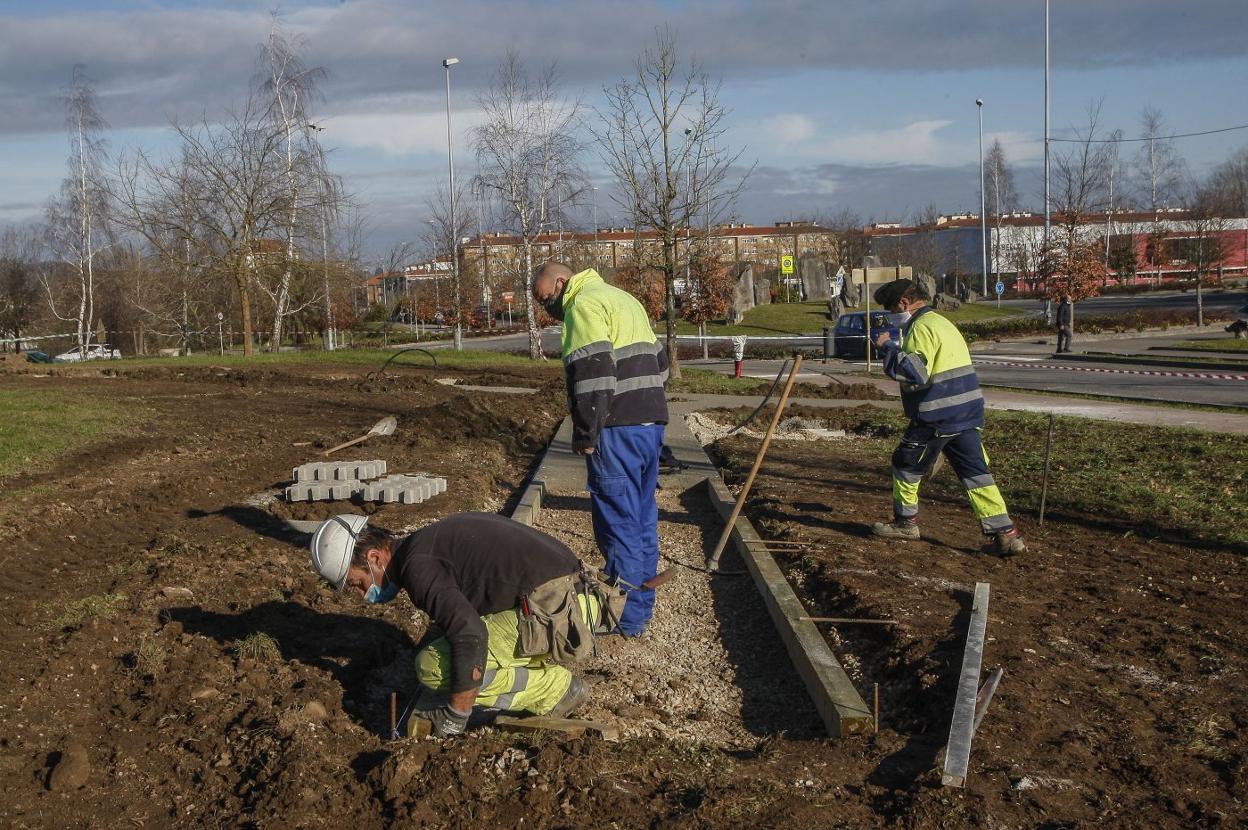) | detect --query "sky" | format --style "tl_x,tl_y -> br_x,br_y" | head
2,0 -> 1246,260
